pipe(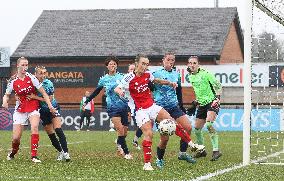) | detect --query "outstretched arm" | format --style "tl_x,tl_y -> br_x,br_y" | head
152,78 -> 177,88
84,86 -> 103,104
